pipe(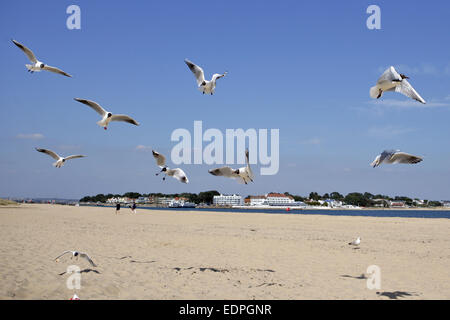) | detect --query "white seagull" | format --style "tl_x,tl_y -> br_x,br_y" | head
11,39 -> 72,77
152,150 -> 189,184
74,98 -> 140,130
54,251 -> 97,267
184,59 -> 227,95
209,149 -> 254,184
370,66 -> 426,104
348,237 -> 361,246
371,150 -> 423,168
36,148 -> 85,168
